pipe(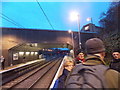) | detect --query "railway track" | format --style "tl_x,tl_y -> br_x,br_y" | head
2,58 -> 62,89
1,60 -> 46,85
